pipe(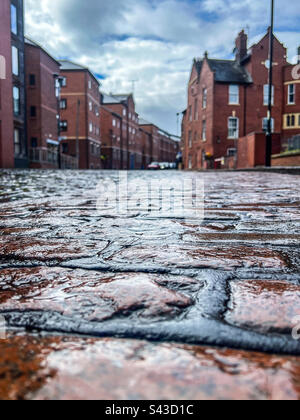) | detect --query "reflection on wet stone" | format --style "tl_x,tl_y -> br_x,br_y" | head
0,170 -> 300,399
